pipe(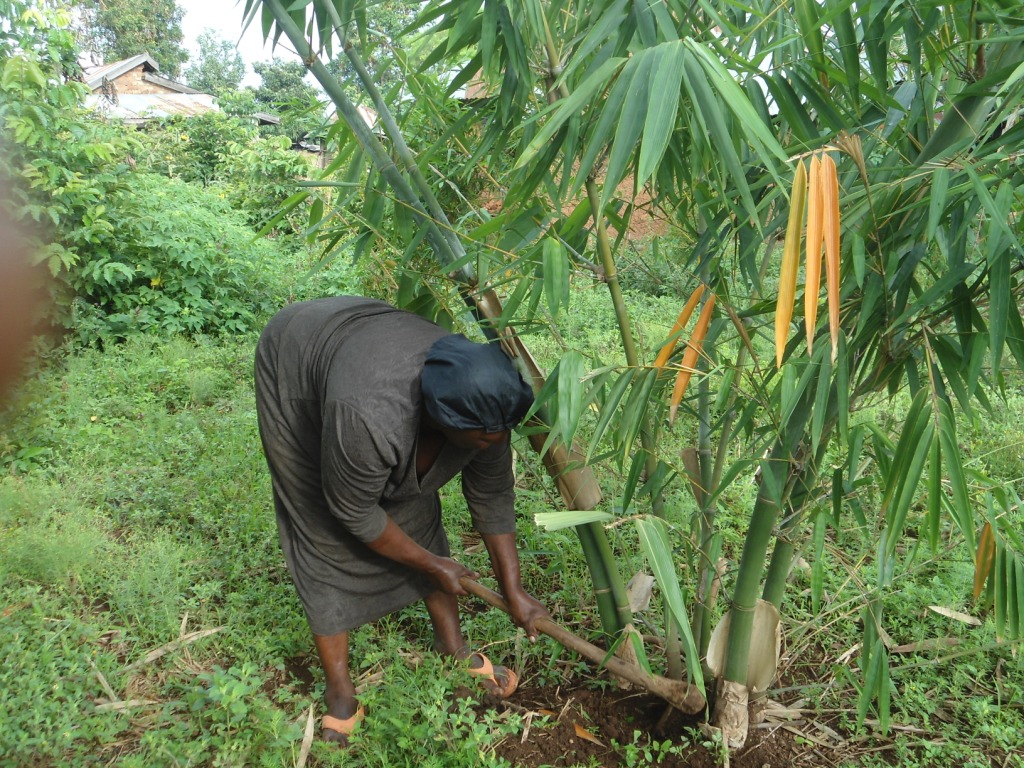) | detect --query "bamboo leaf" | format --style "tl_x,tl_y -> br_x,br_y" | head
847,233 -> 864,290
821,153 -> 841,360
833,3 -> 860,103
535,510 -> 615,531
670,293 -> 716,422
778,160 -> 807,368
684,40 -> 789,165
926,168 -> 949,244
810,353 -> 832,454
926,438 -> 941,553
877,644 -> 891,734
653,284 -> 705,371
857,637 -> 881,726
570,61 -> 636,198
635,516 -> 705,693
542,237 -> 569,319
835,333 -> 849,439
586,369 -> 637,463
986,182 -> 1014,374
517,57 -> 627,166
1016,556 -> 1024,639
804,154 -> 824,352
1005,547 -> 1020,639
638,41 -> 686,185
496,274 -> 535,330
602,50 -> 656,209
679,52 -> 758,222
793,0 -> 825,71
621,449 -> 645,513
881,390 -> 933,557
811,512 -> 826,615
975,522 -> 996,601
556,350 -> 586,450
937,399 -> 974,550
994,542 -> 1006,640
964,164 -> 1019,260
1005,298 -> 1024,370
618,369 -> 658,467
765,74 -> 817,142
